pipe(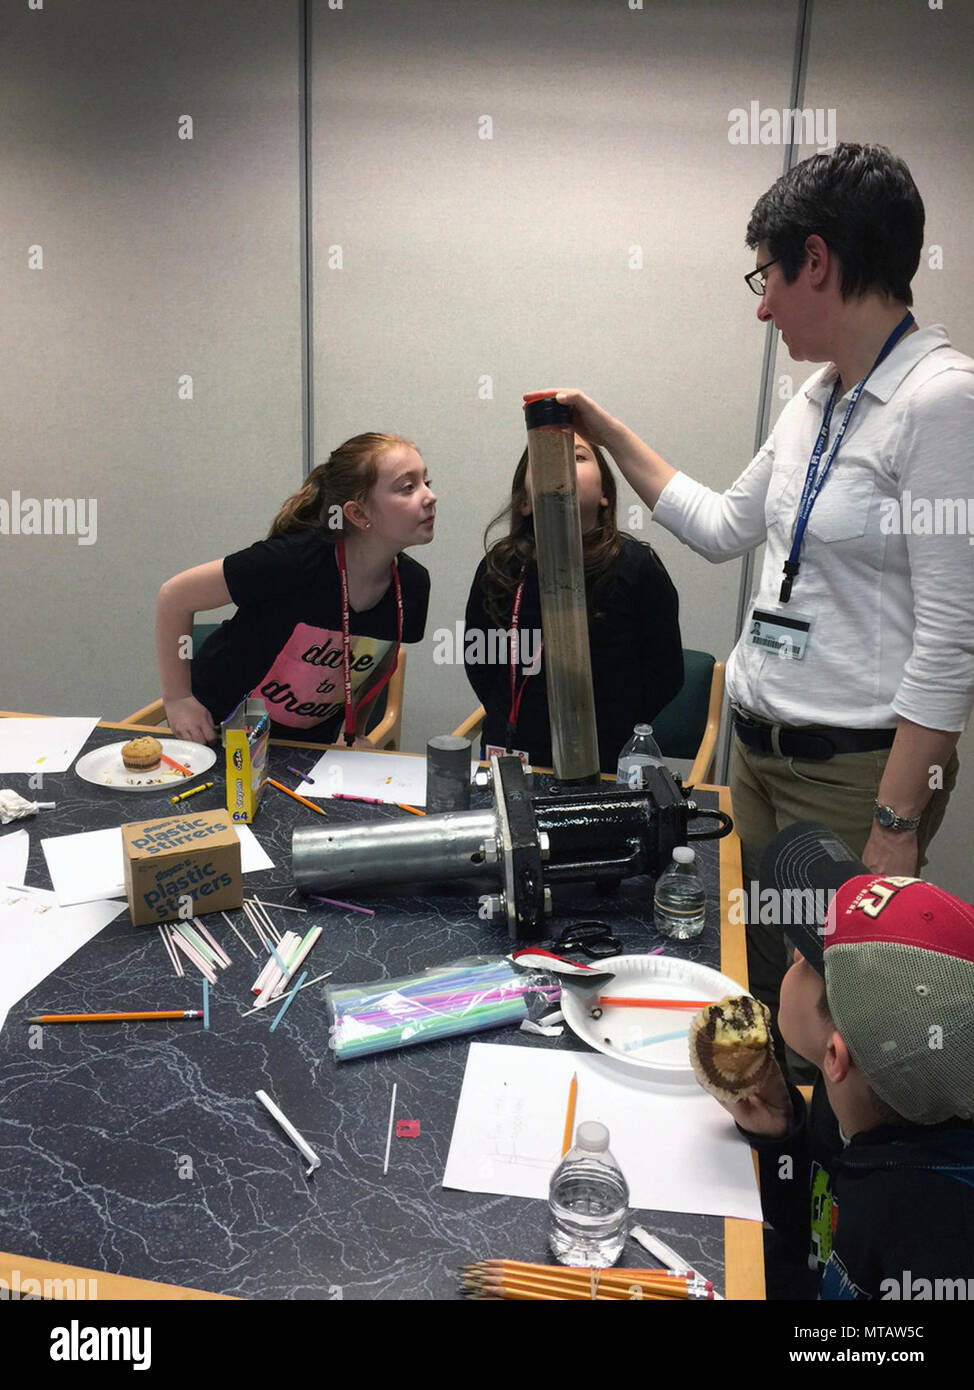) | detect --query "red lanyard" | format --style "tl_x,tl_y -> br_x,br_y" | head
507,575 -> 543,747
336,540 -> 403,746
